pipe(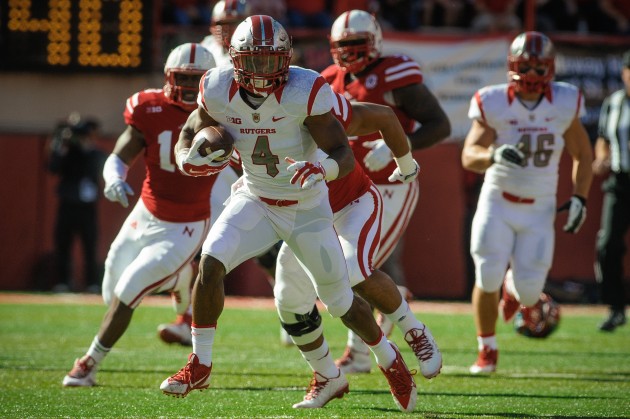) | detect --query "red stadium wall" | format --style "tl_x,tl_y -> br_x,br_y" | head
0,134 -> 271,296
1,134 -> 629,300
